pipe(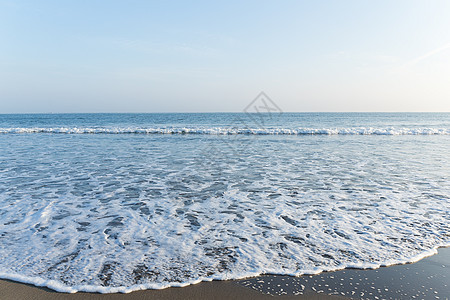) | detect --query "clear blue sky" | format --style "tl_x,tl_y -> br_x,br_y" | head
1,0 -> 450,113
